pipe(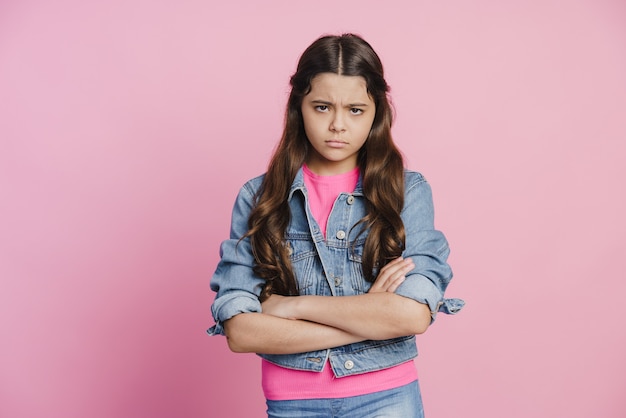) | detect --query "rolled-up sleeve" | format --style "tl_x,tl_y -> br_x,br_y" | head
207,180 -> 265,336
394,172 -> 464,322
